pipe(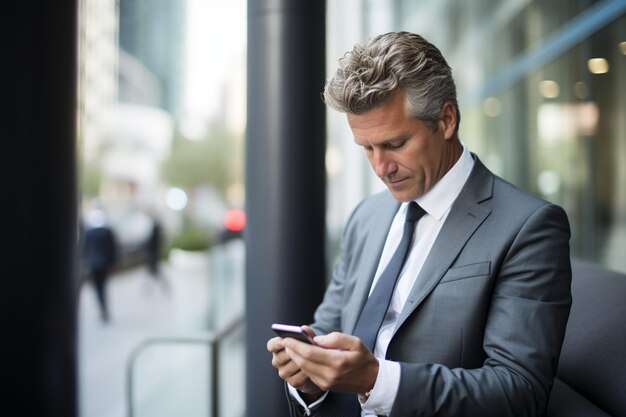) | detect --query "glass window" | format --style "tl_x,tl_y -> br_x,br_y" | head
360,0 -> 626,272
